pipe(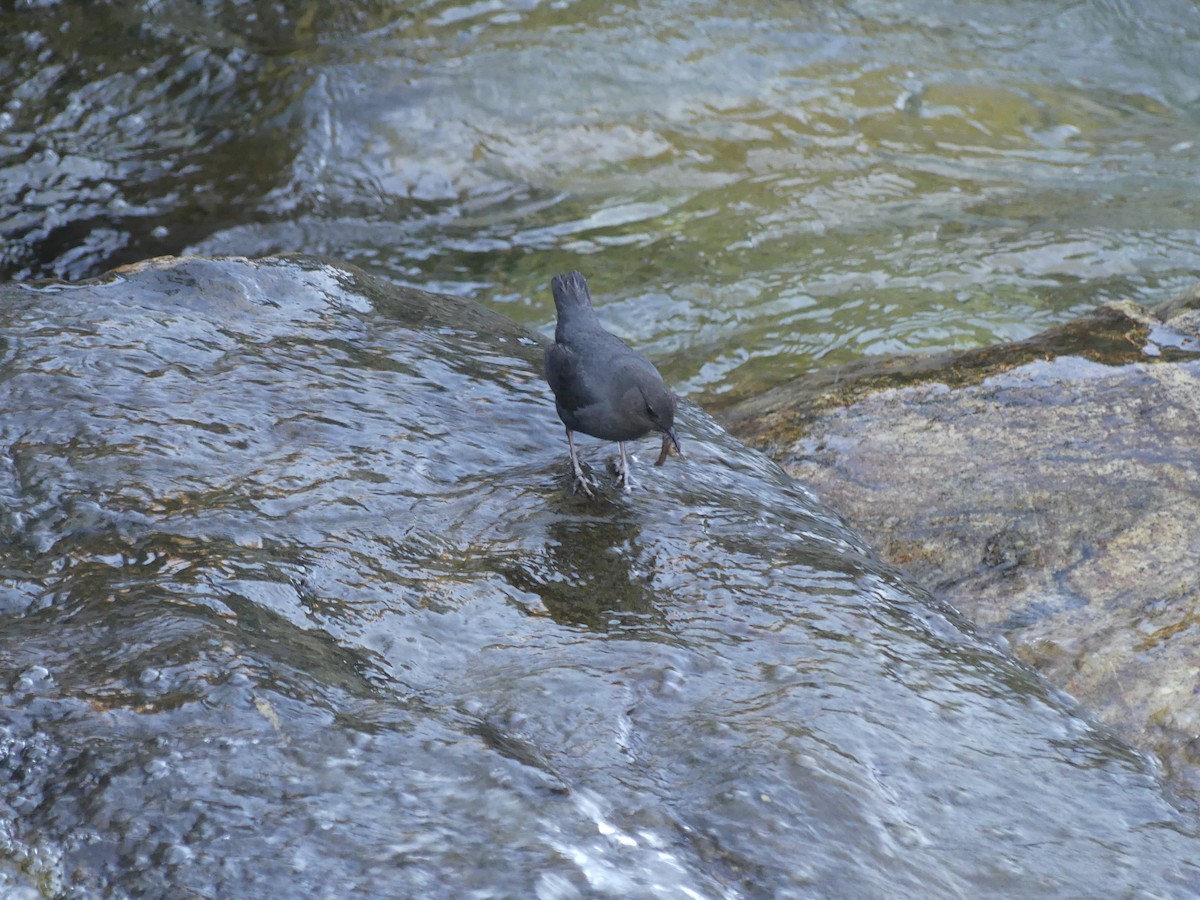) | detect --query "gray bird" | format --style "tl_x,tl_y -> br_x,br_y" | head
544,271 -> 680,496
